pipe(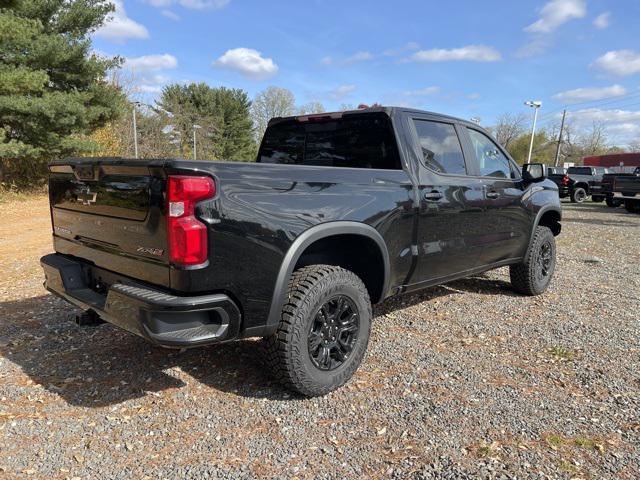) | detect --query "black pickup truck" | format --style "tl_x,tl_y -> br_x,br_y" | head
40,107 -> 562,396
548,166 -> 610,203
603,167 -> 640,213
